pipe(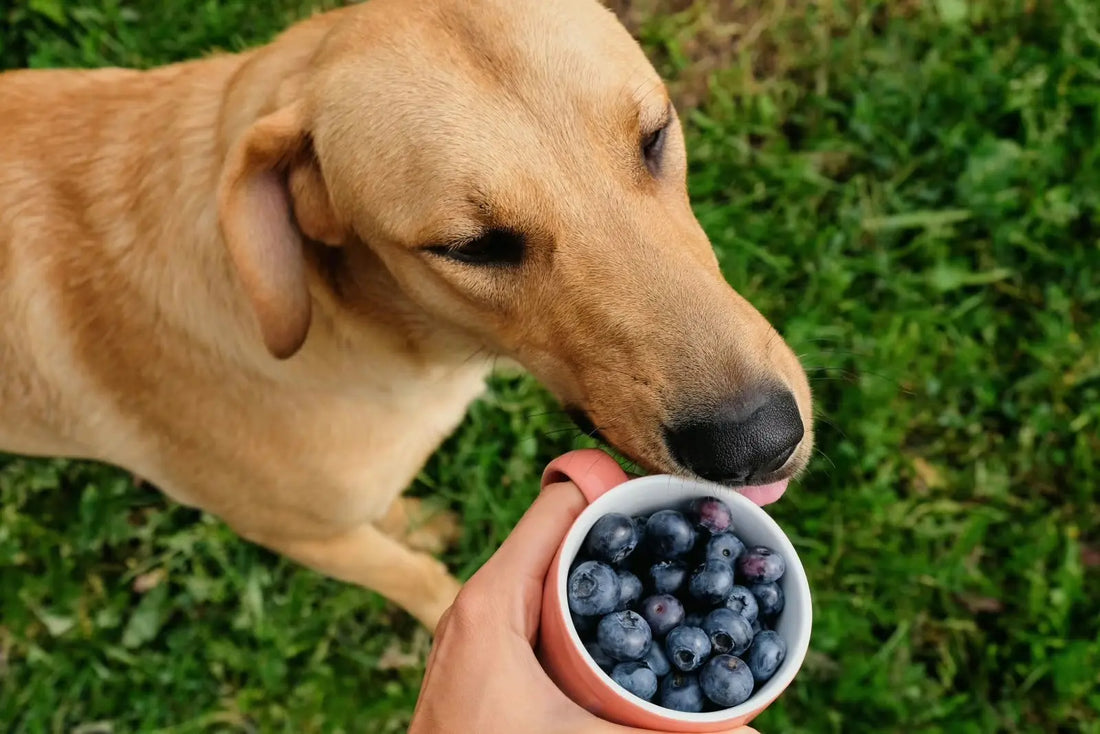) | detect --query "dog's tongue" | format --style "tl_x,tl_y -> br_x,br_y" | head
737,478 -> 789,507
